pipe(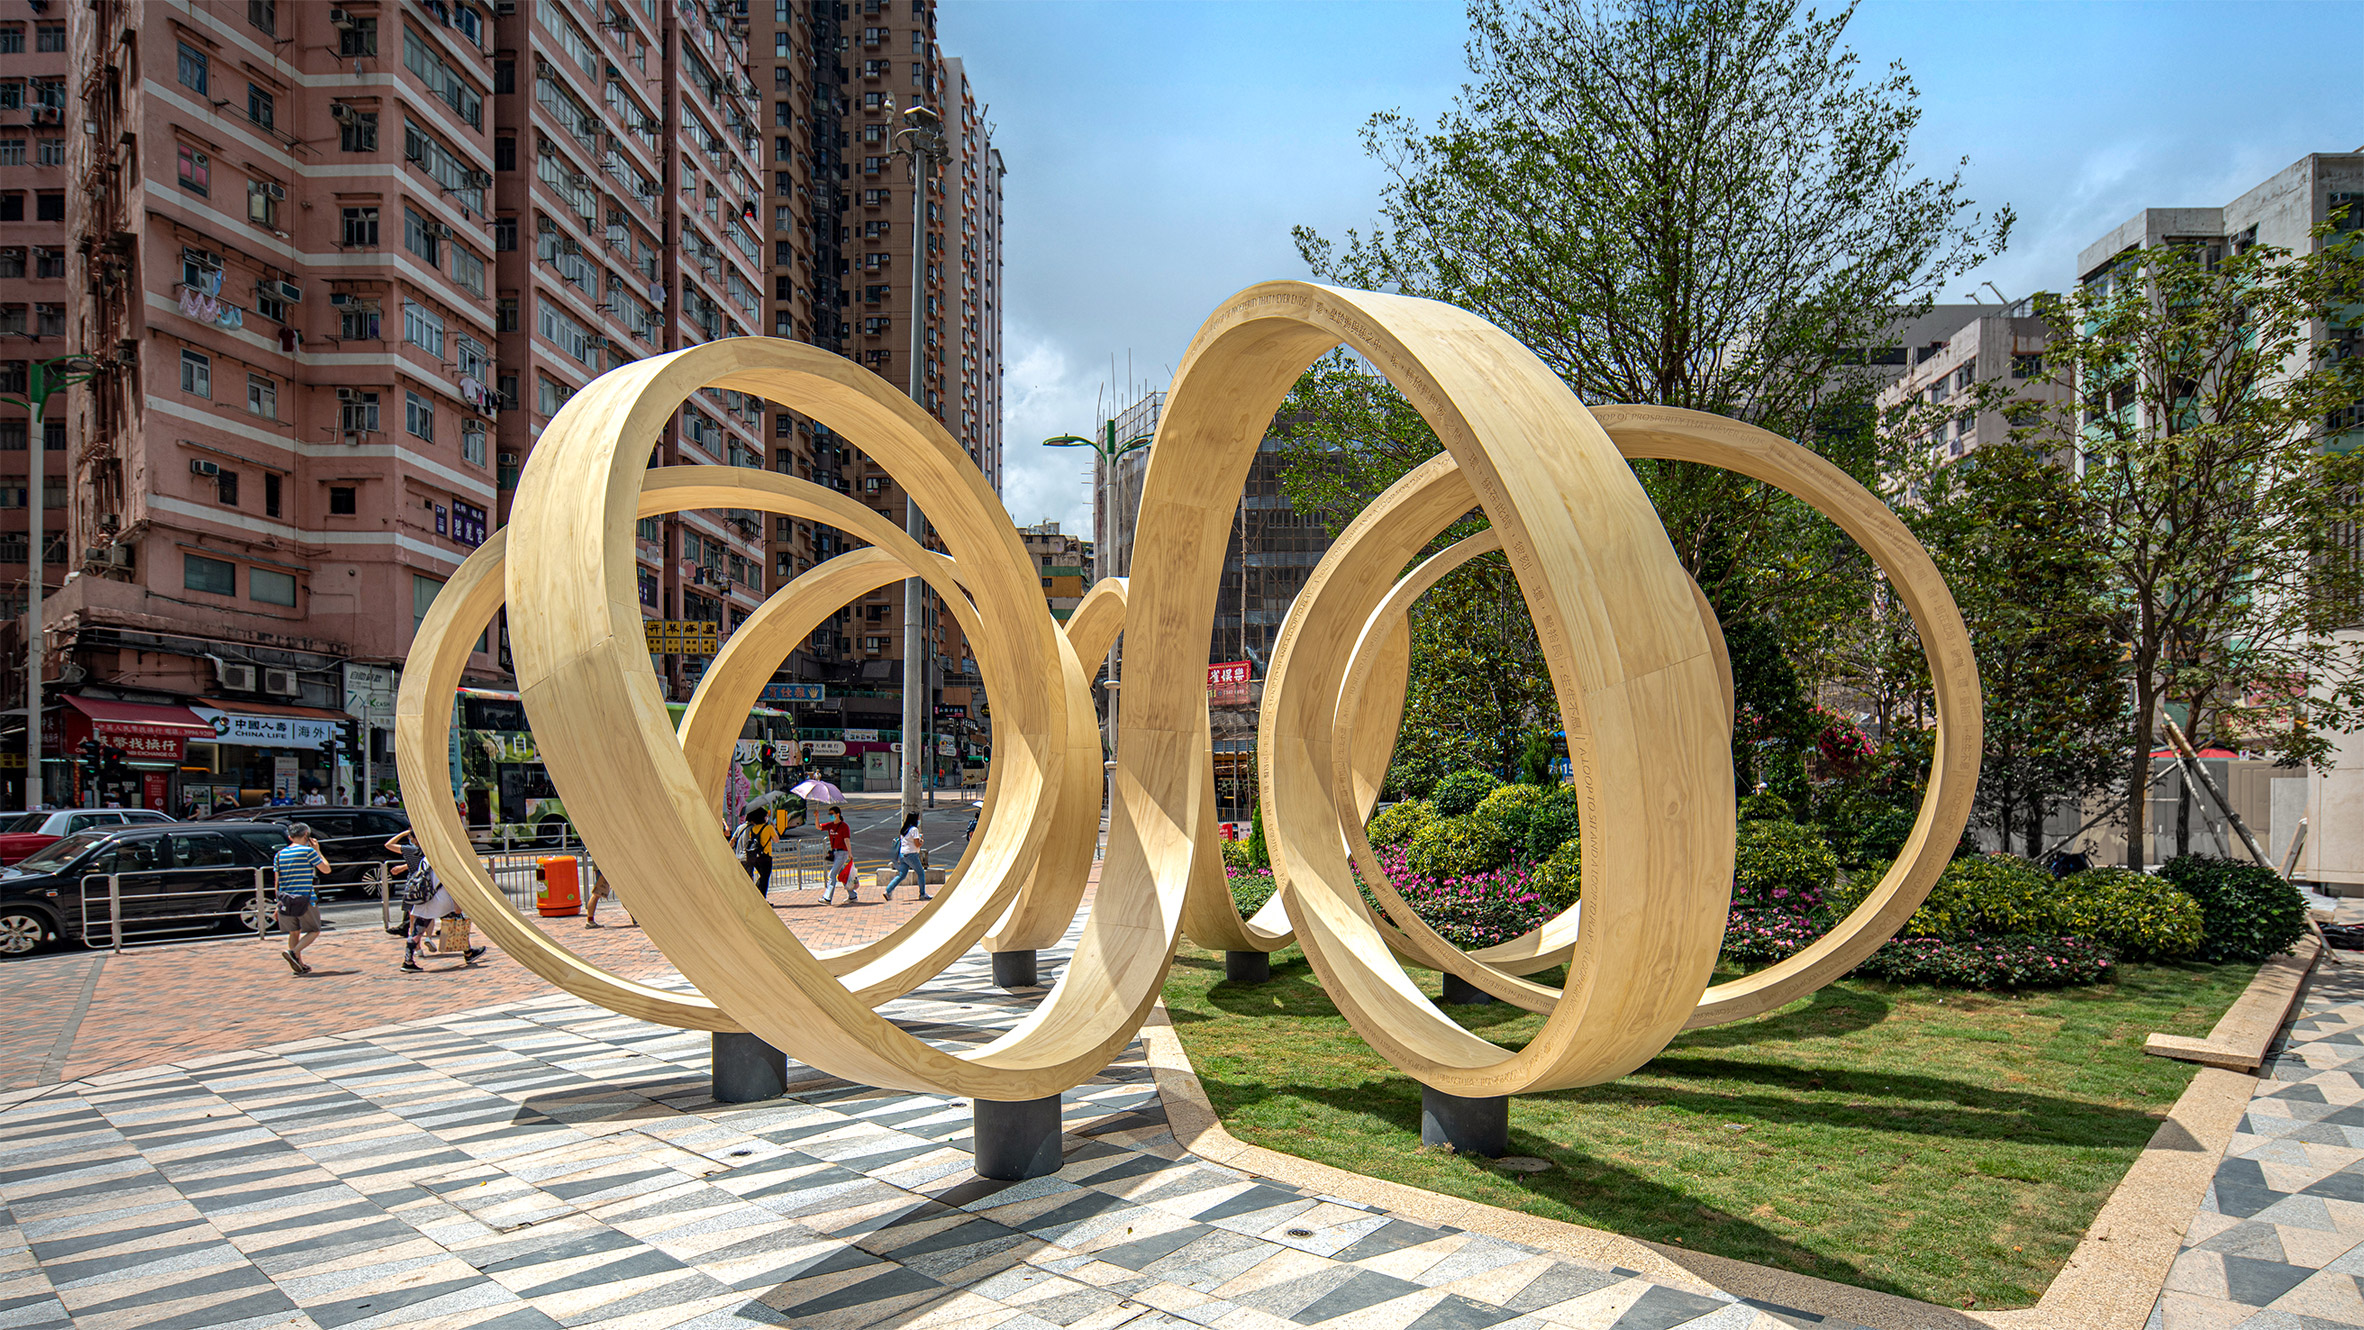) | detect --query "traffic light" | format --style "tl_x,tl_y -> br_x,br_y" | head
75,739 -> 100,802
